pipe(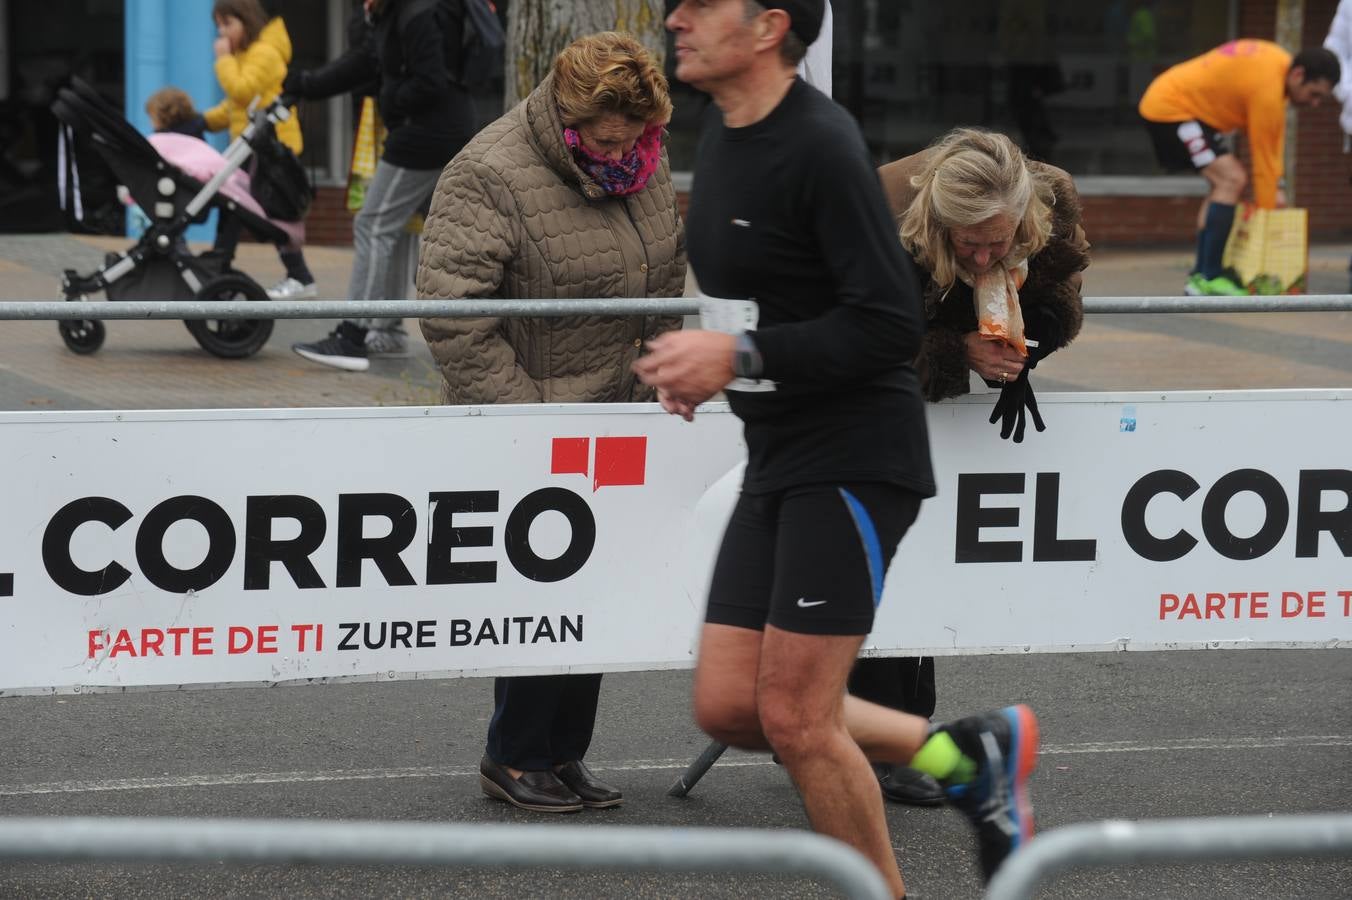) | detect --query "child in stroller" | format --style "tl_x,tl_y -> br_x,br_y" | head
53,77 -> 306,358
